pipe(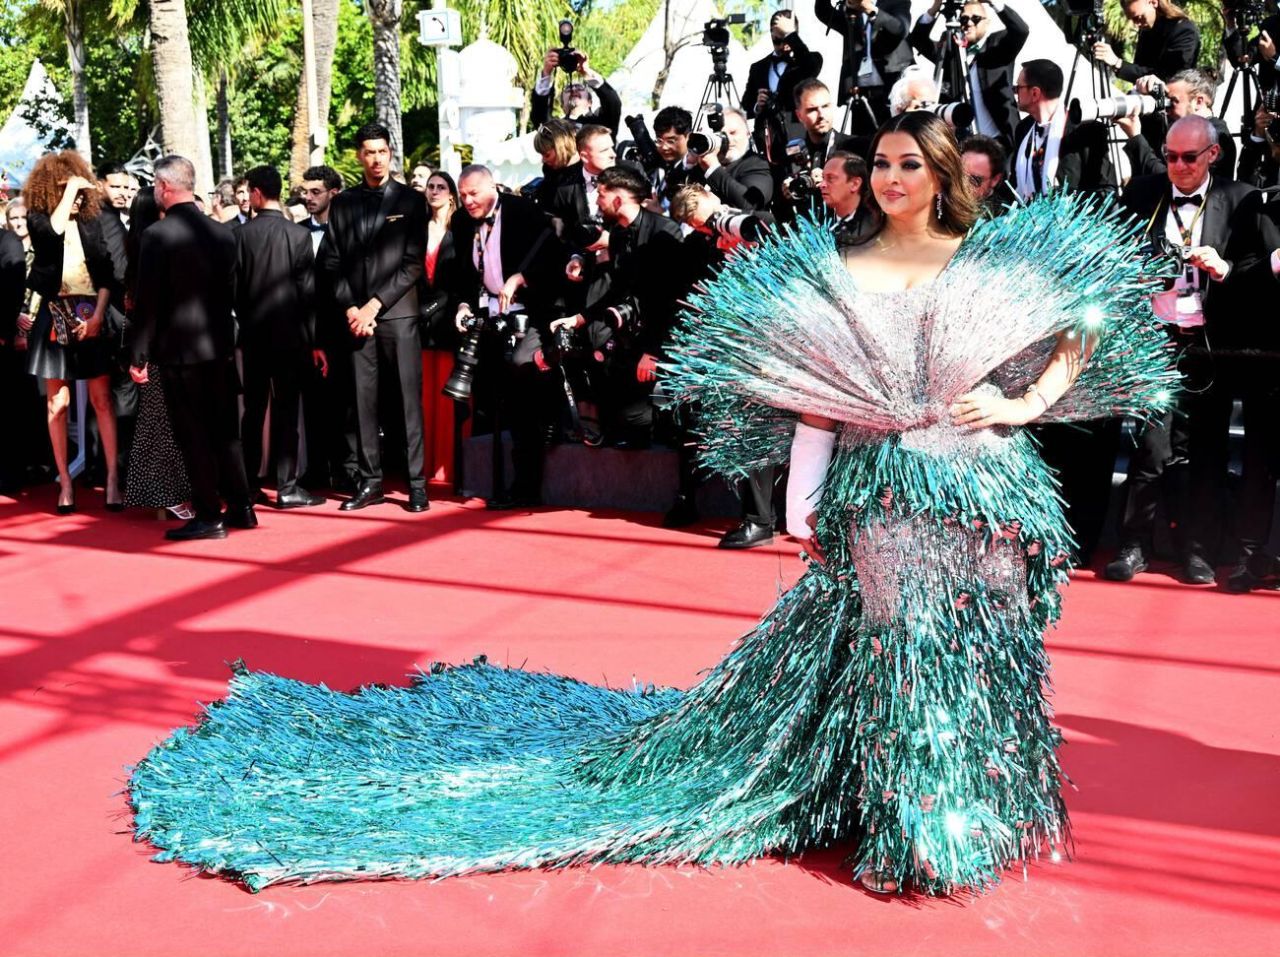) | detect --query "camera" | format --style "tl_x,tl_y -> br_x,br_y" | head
442,307 -> 530,401
782,138 -> 822,202
920,100 -> 975,129
705,208 -> 773,245
1069,90 -> 1169,124
1263,88 -> 1280,143
619,114 -> 664,175
688,107 -> 727,157
556,19 -> 583,74
703,15 -> 746,80
567,216 -> 605,249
